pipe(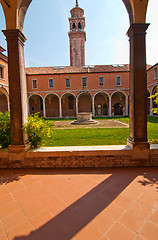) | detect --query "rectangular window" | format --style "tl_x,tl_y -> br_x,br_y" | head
49,79 -> 54,88
116,76 -> 121,86
82,77 -> 87,87
66,78 -> 70,88
154,67 -> 157,79
0,66 -> 4,79
99,77 -> 104,86
32,79 -> 37,89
